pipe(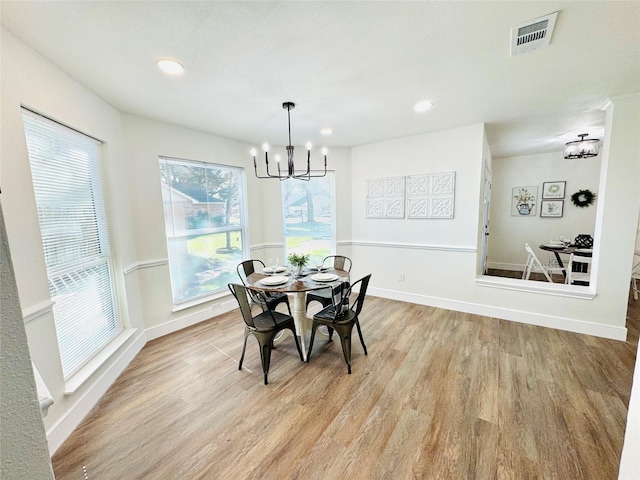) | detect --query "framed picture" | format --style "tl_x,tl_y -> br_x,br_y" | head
511,186 -> 538,216
542,181 -> 566,199
540,200 -> 564,218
